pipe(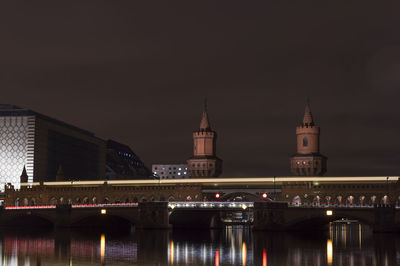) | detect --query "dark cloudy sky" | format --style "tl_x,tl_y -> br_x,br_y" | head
0,1 -> 399,177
